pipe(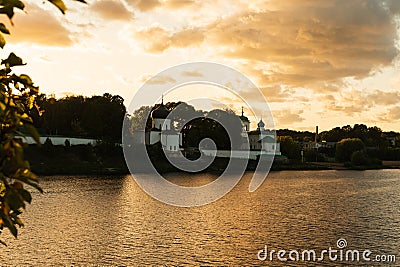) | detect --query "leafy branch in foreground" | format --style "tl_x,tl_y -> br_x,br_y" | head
0,0 -> 86,245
